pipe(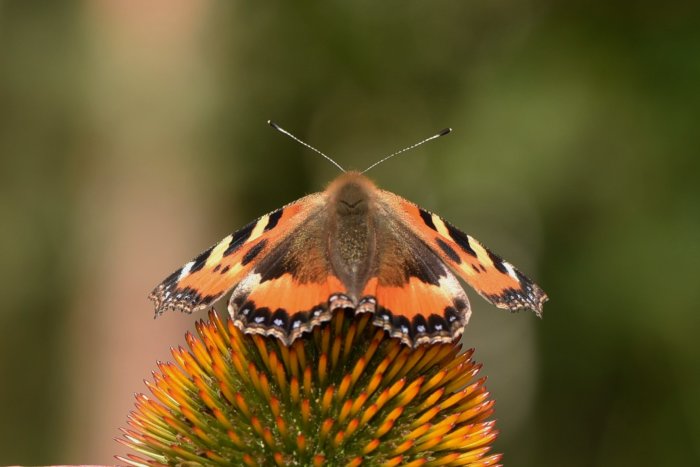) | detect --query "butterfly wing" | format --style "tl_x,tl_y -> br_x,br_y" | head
227,207 -> 351,345
379,190 -> 548,315
358,217 -> 472,346
149,194 -> 325,315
